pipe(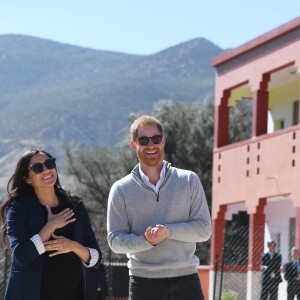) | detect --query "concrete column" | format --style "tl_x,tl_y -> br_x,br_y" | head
209,205 -> 227,300
247,198 -> 266,300
252,74 -> 270,137
295,207 -> 300,250
214,90 -> 230,148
